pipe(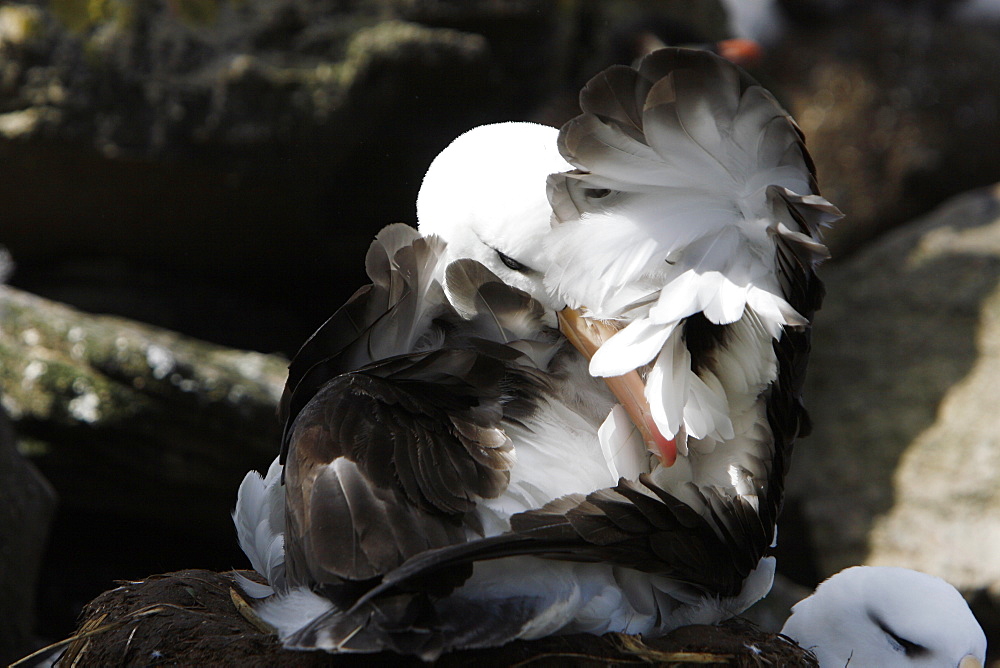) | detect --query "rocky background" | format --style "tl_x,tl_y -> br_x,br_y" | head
3,0 -> 1000,664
